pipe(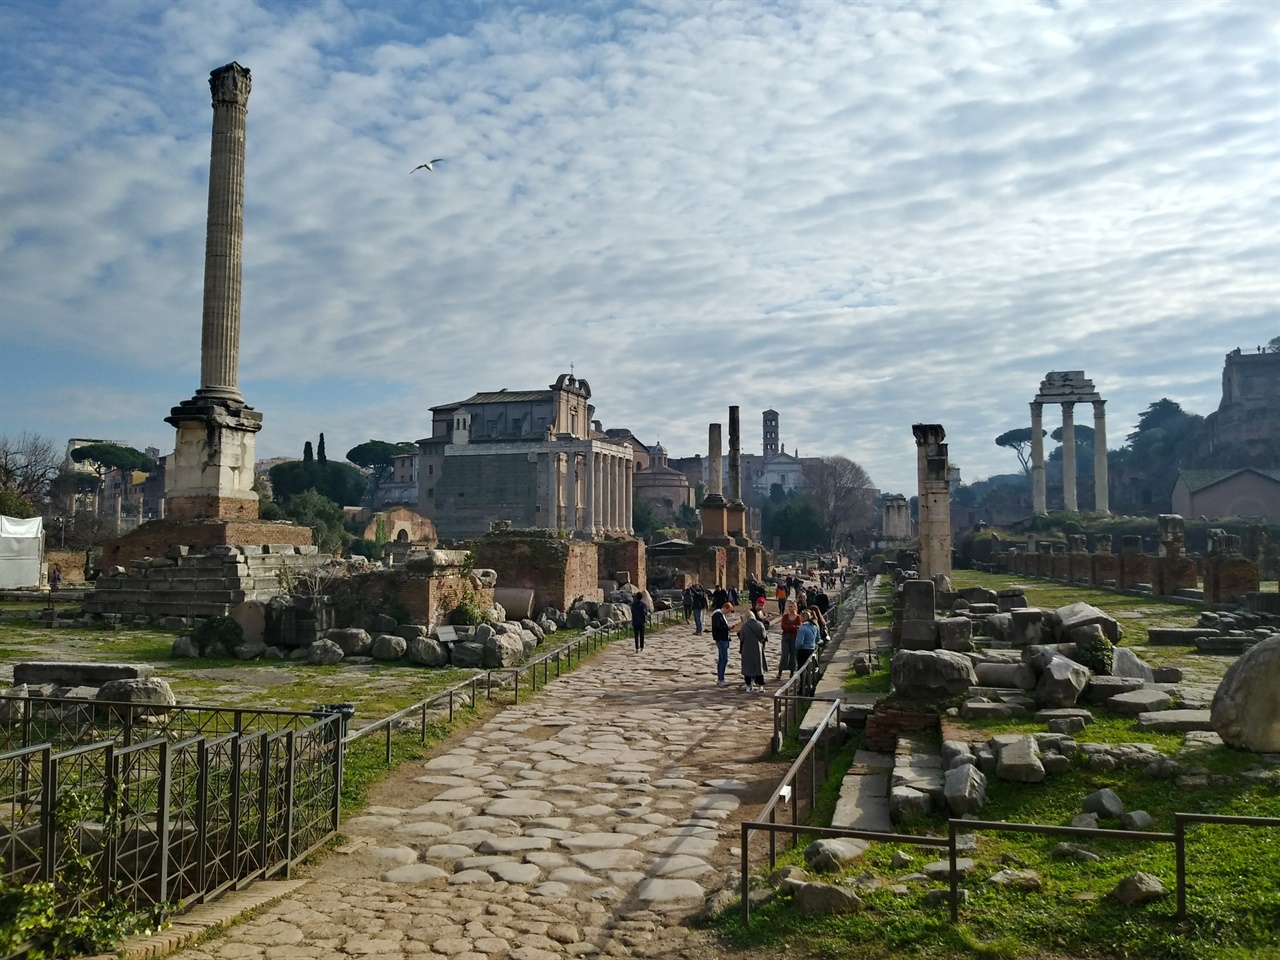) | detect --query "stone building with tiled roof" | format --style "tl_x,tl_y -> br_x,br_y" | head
1171,468 -> 1280,523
